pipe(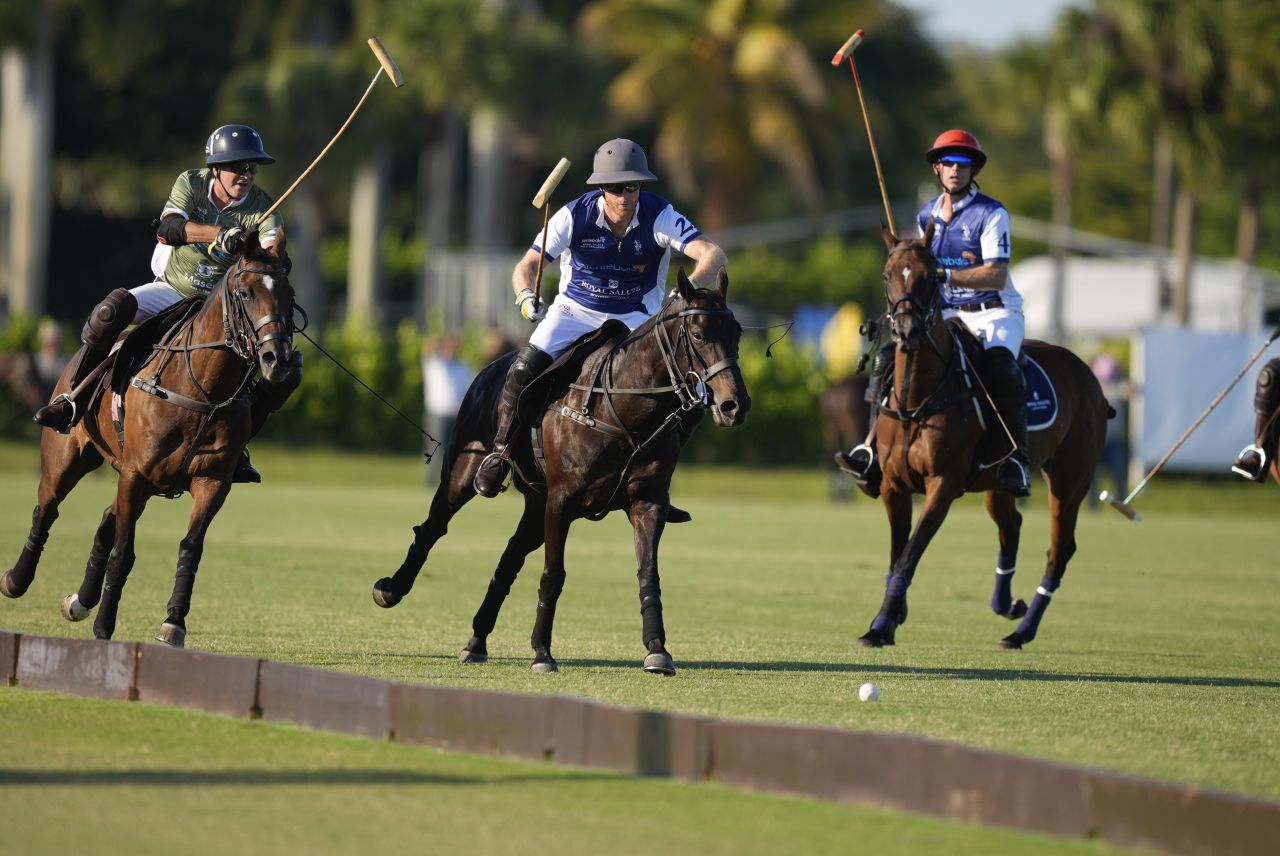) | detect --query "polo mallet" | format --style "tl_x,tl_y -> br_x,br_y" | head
831,28 -> 895,234
531,157 -> 572,311
257,37 -> 404,224
1101,326 -> 1280,521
